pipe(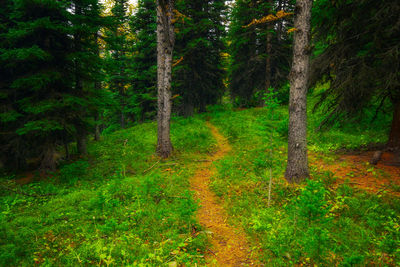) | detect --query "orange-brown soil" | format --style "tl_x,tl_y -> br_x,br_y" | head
15,172 -> 36,185
311,151 -> 400,196
190,122 -> 258,266
14,171 -> 55,185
